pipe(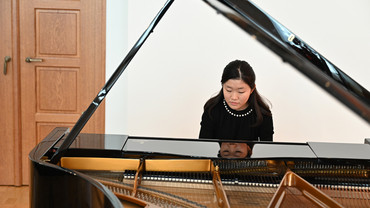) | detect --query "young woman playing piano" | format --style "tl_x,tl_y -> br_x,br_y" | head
199,60 -> 274,142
